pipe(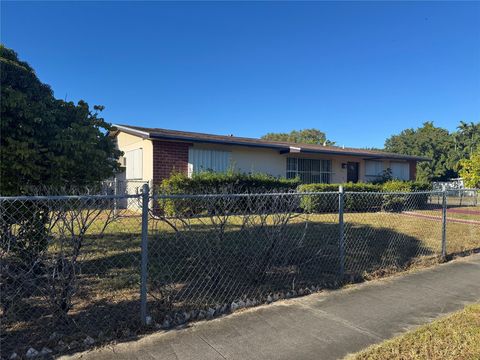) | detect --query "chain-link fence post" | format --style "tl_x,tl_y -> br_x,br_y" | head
338,185 -> 345,277
441,184 -> 447,260
140,183 -> 150,325
113,177 -> 118,216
